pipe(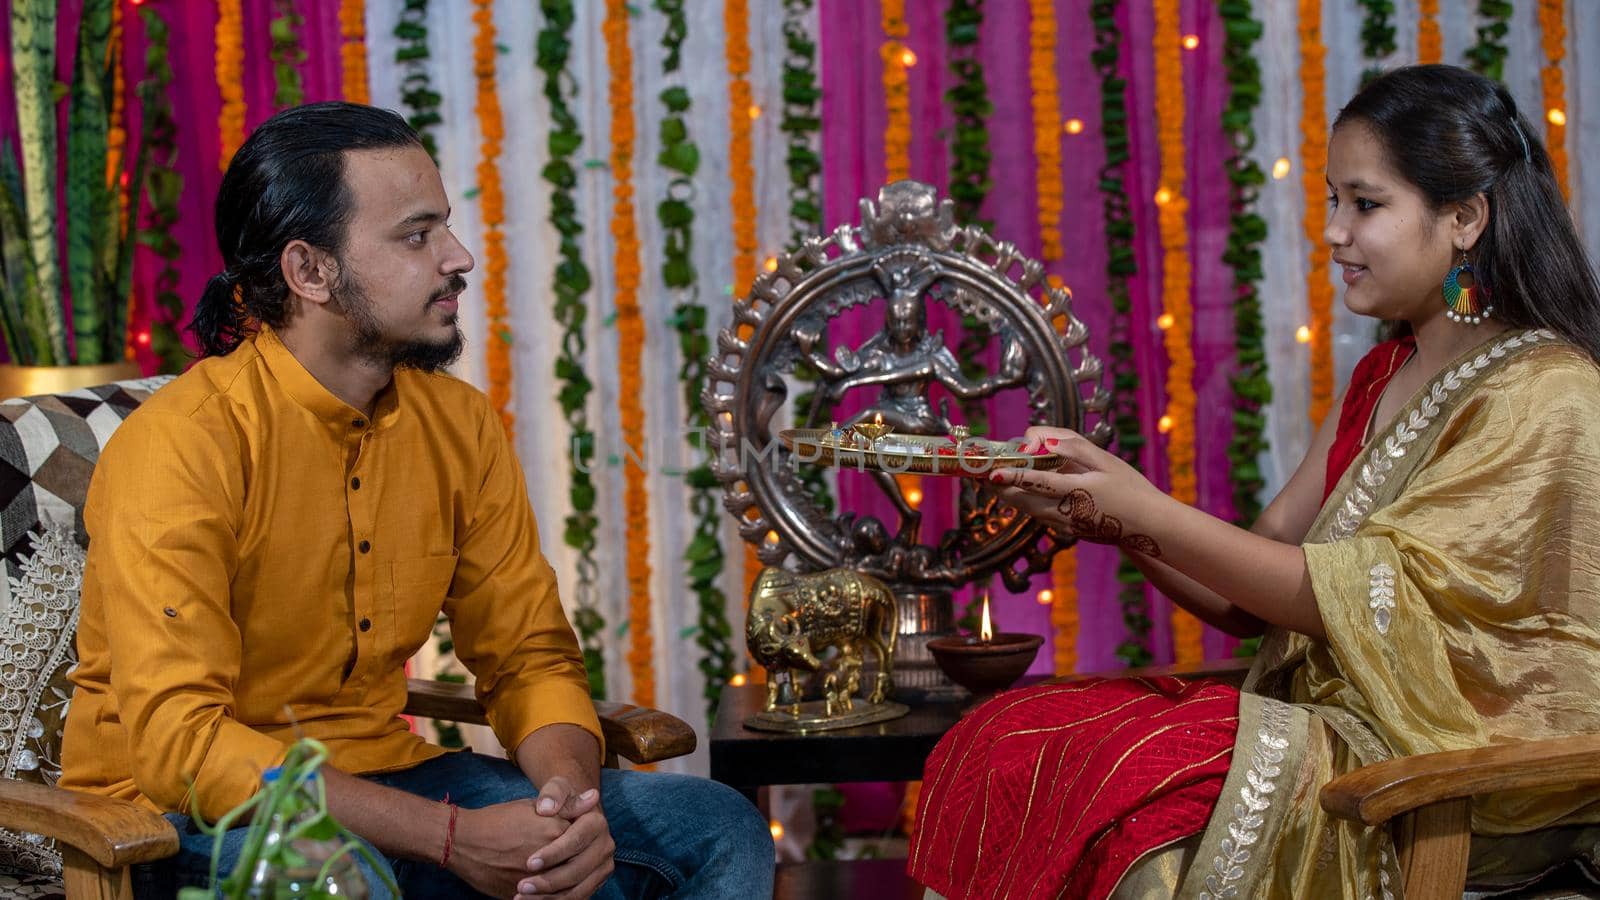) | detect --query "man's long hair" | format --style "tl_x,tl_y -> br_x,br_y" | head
188,102 -> 423,358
